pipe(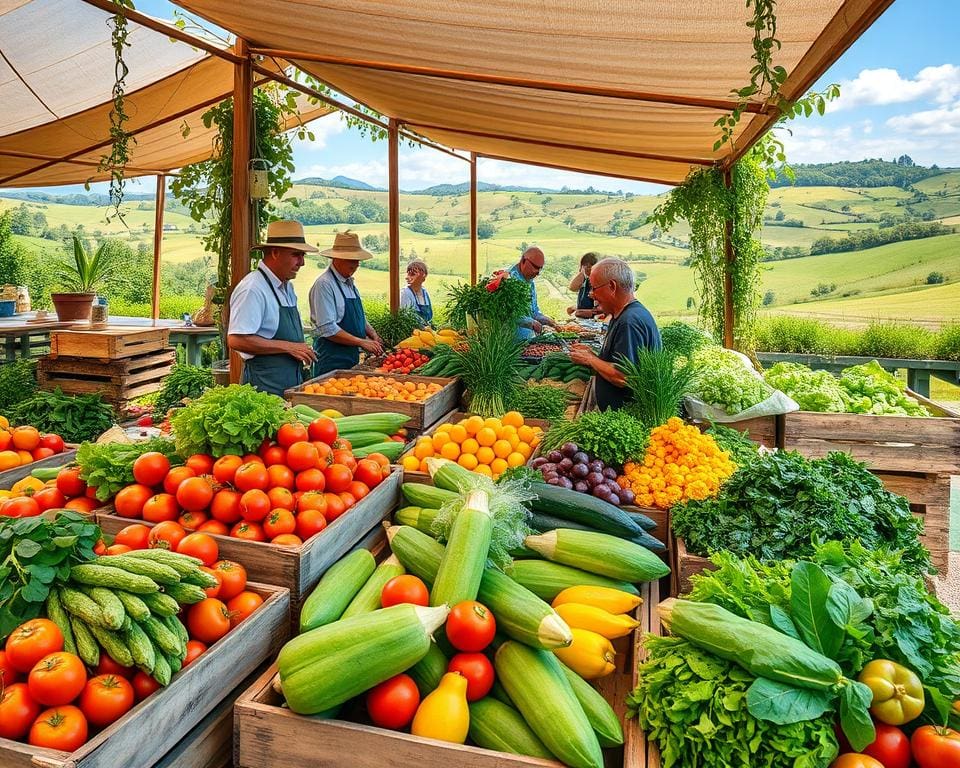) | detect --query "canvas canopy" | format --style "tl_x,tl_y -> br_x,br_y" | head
0,0 -> 333,188
171,0 -> 893,185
